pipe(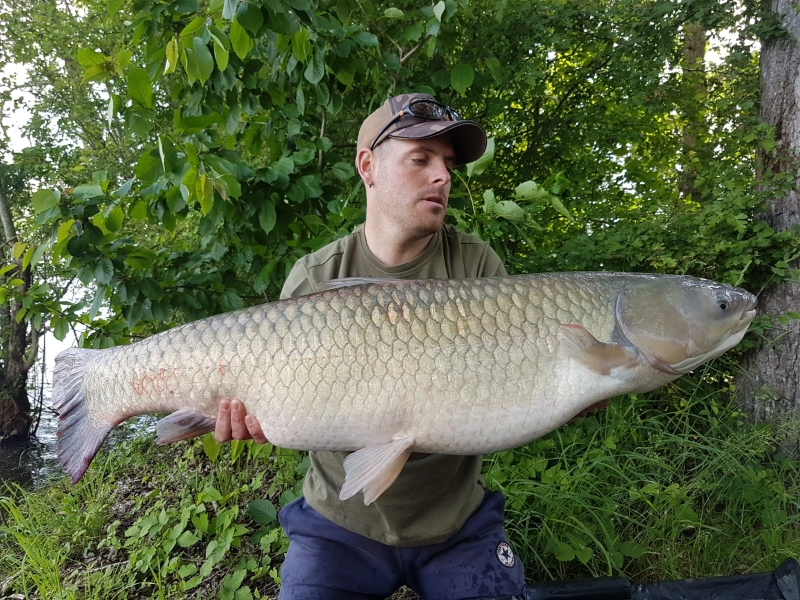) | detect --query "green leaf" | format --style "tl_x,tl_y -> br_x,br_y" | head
193,37 -> 215,84
31,189 -> 60,214
135,152 -> 163,184
548,196 -> 574,221
108,0 -> 124,14
209,25 -> 231,50
433,0 -> 446,20
215,173 -> 242,199
73,183 -> 104,199
52,316 -> 69,342
467,137 -> 494,177
220,289 -> 244,311
234,587 -> 253,600
221,569 -> 247,592
553,541 -> 576,562
384,7 -> 404,18
28,242 -> 48,269
230,18 -> 253,59
77,48 -> 105,68
494,200 -> 525,222
620,541 -> 644,558
222,0 -> 238,19
125,248 -> 158,270
335,68 -> 354,86
105,206 -> 124,231
178,564 -> 197,578
213,38 -> 230,71
237,2 -> 264,33
258,201 -> 277,234
165,38 -> 180,75
89,284 -> 107,320
203,433 -> 221,463
304,49 -> 325,84
483,188 -> 497,213
114,178 -> 135,198
177,530 -> 201,548
94,257 -> 114,285
296,84 -> 305,115
574,545 -> 593,564
292,28 -> 311,62
332,162 -> 355,181
515,180 -> 550,202
197,173 -> 214,215
127,67 -> 154,109
179,17 -> 207,40
182,46 -> 198,83
353,31 -> 379,46
450,63 -> 474,95
247,499 -> 277,525
230,439 -> 246,462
